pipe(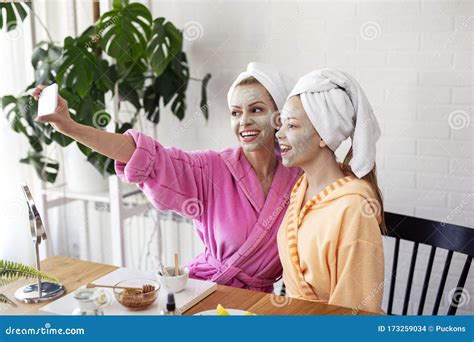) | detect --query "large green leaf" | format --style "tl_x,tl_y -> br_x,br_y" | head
171,91 -> 186,121
74,121 -> 132,177
116,122 -> 133,134
51,131 -> 74,147
157,52 -> 189,122
1,95 -> 46,151
118,82 -> 141,110
1,95 -> 22,133
88,152 -> 116,176
56,35 -> 99,97
143,83 -> 160,123
95,61 -> 117,94
98,2 -> 152,64
0,2 -> 31,31
200,73 -> 212,119
148,17 -> 183,77
31,42 -> 62,85
112,0 -> 128,11
2,2 -> 212,184
20,150 -> 59,183
65,93 -> 110,131
144,52 -> 190,123
117,57 -> 147,85
4,94 -> 56,147
76,142 -> 115,176
115,58 -> 147,110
